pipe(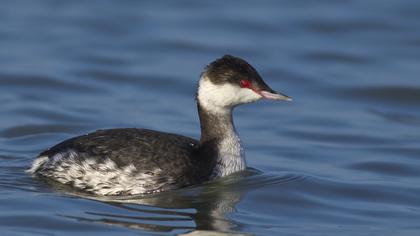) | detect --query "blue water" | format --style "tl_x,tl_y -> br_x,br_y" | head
1,1 -> 420,235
